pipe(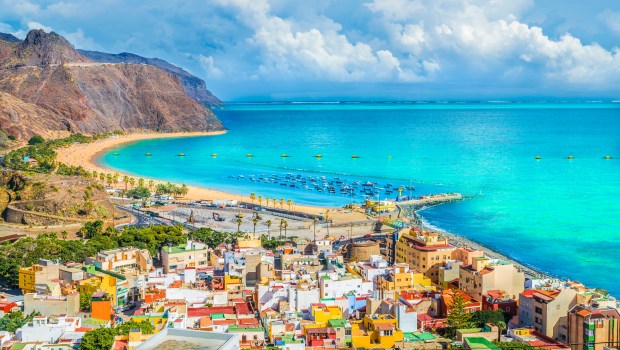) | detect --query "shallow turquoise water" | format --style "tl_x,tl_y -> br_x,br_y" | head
100,102 -> 620,295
